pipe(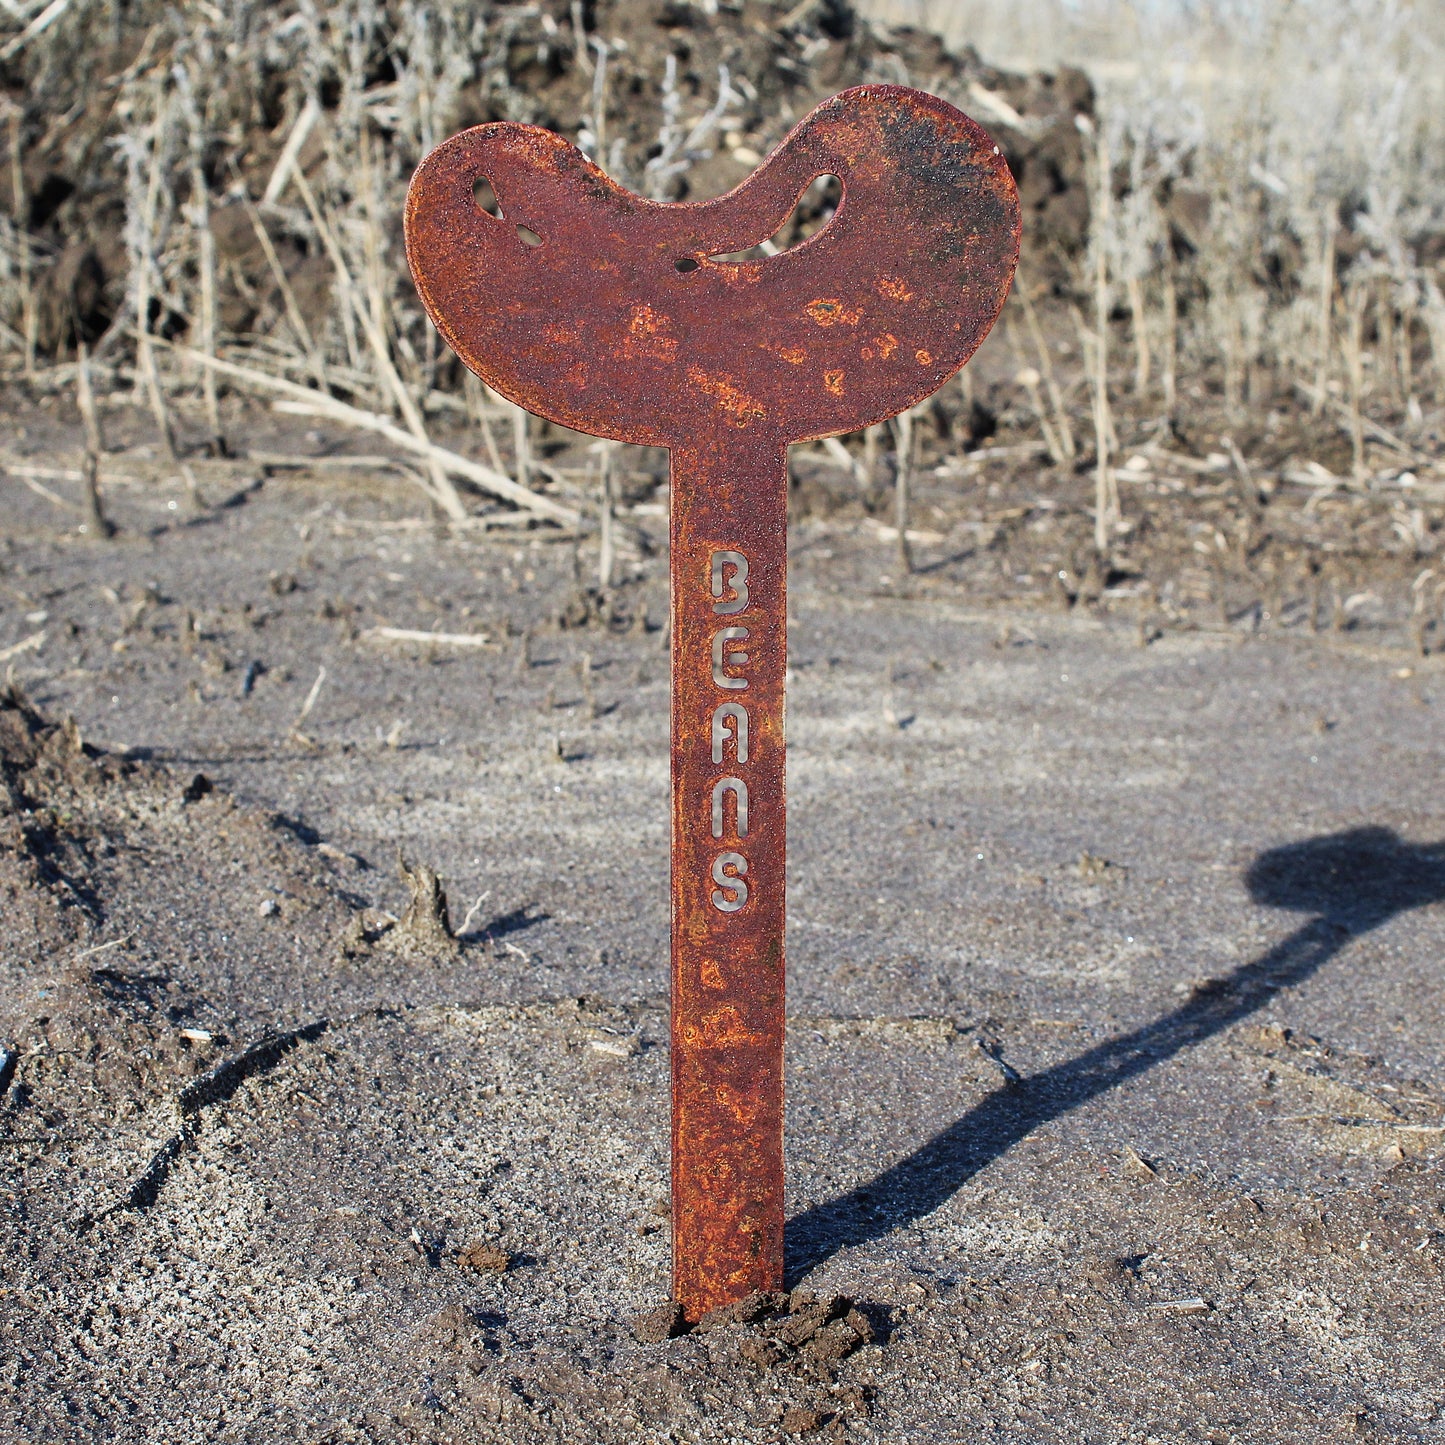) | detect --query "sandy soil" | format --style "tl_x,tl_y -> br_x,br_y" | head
2,410 -> 1444,1443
